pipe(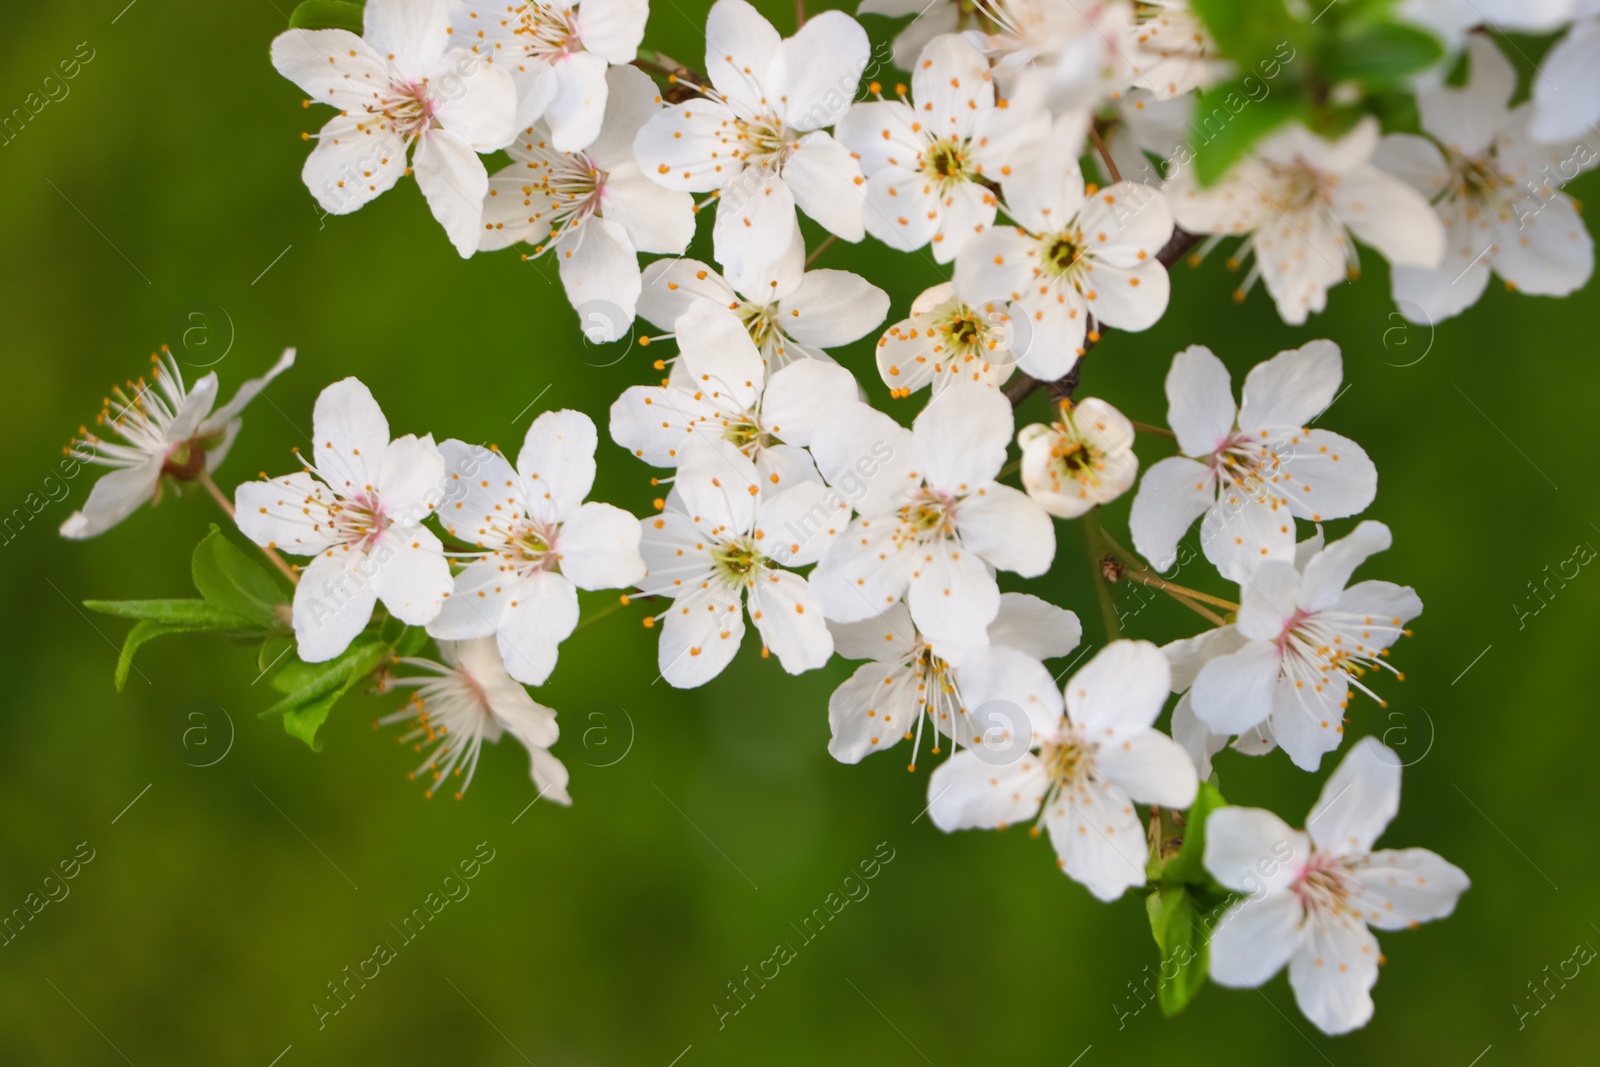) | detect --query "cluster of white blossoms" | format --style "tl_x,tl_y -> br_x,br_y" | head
76,0 -> 1600,1038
